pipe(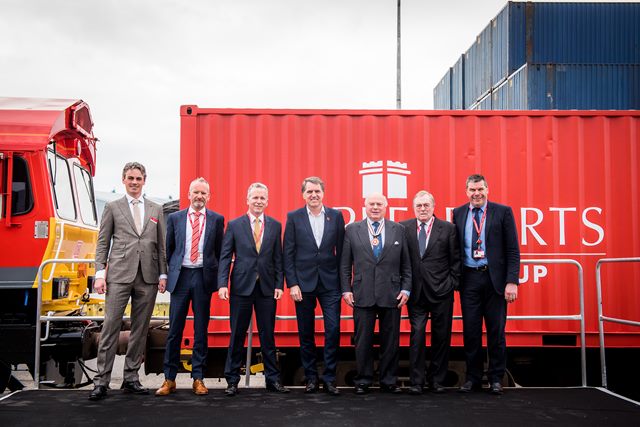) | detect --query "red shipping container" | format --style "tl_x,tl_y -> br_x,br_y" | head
179,107 -> 640,354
